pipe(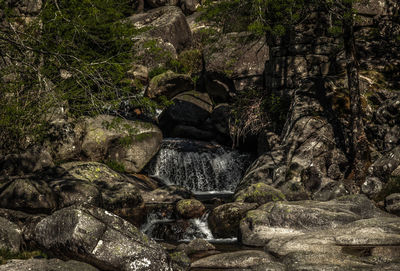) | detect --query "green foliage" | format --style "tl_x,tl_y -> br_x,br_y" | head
0,1 -> 162,153
39,0 -> 136,117
0,249 -> 47,264
105,159 -> 126,173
